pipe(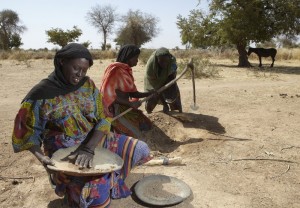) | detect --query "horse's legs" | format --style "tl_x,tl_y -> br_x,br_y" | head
258,56 -> 262,67
271,56 -> 275,67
